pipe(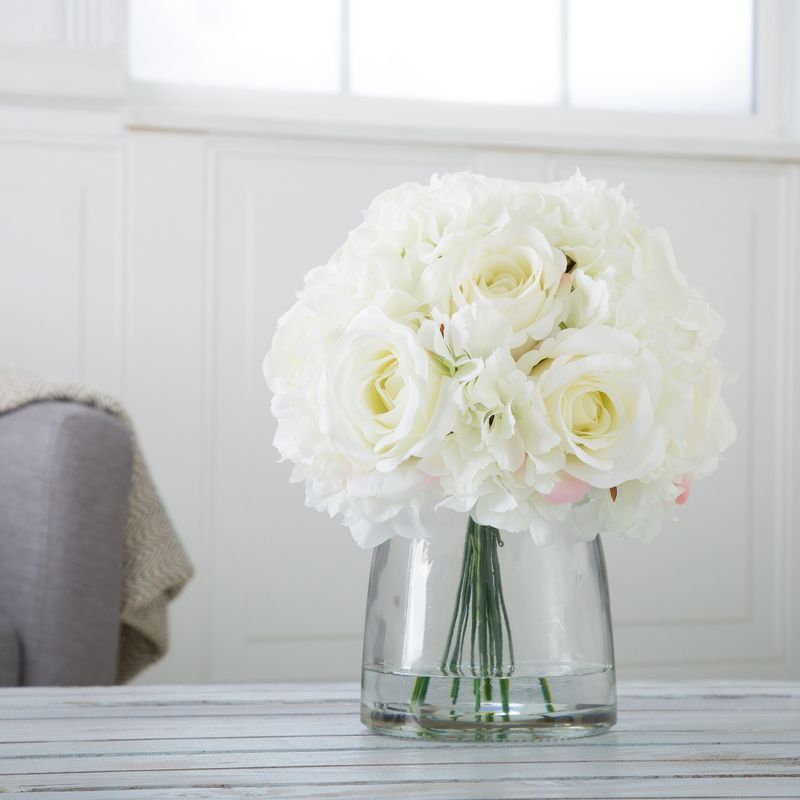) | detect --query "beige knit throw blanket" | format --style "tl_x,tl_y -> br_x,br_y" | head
0,368 -> 194,682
